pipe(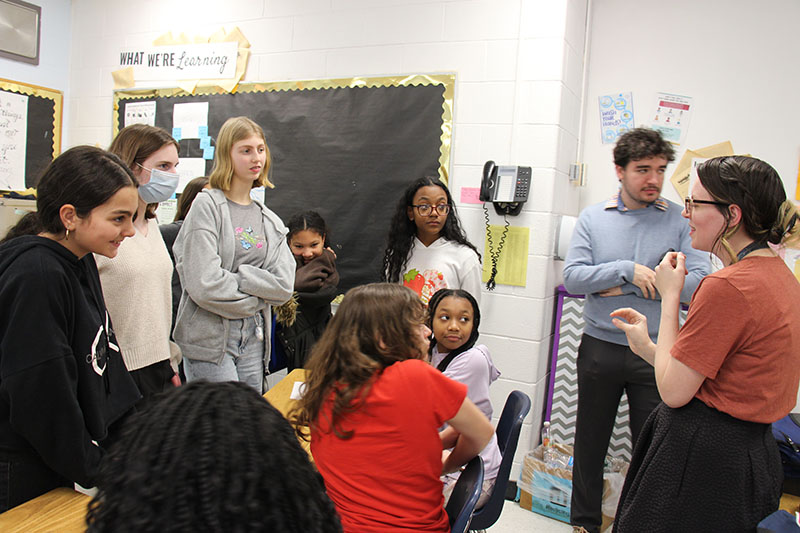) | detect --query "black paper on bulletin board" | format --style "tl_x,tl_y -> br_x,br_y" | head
115,82 -> 448,291
21,96 -> 56,188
